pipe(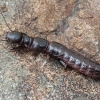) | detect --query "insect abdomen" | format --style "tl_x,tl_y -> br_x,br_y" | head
47,41 -> 100,78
